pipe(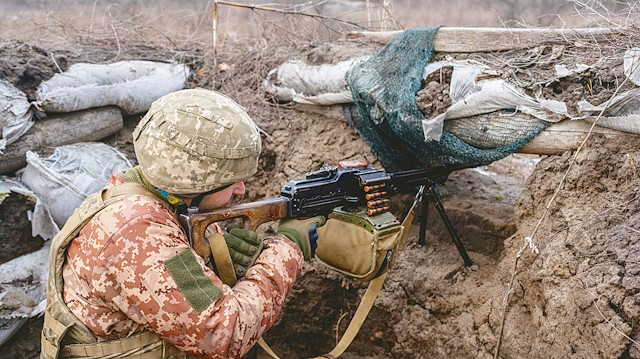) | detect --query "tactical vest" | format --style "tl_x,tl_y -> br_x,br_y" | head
40,182 -> 198,359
